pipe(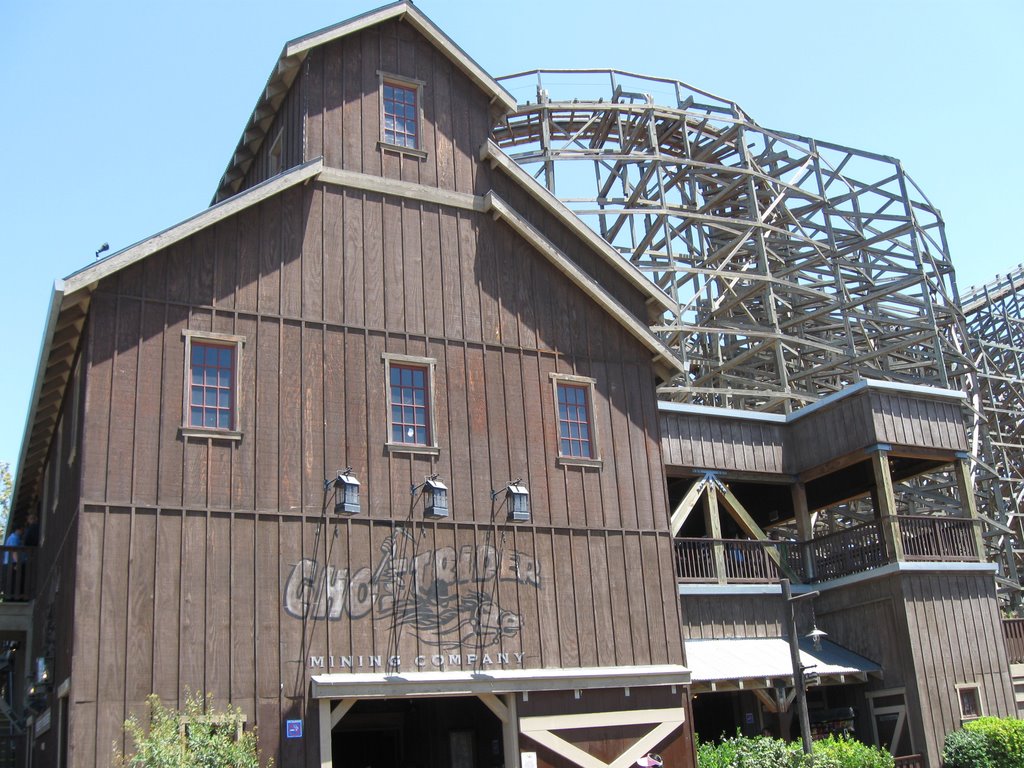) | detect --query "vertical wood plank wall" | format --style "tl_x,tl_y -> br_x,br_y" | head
68,18 -> 685,768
